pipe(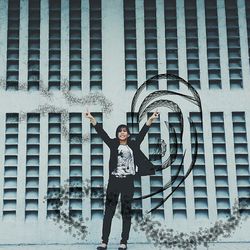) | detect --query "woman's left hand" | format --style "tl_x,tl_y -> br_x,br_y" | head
146,110 -> 160,126
149,111 -> 159,121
